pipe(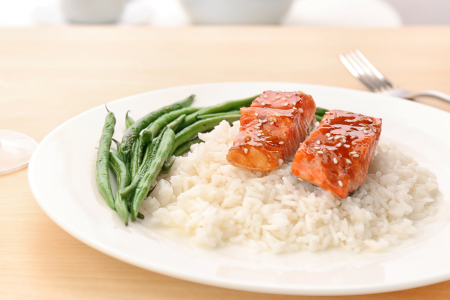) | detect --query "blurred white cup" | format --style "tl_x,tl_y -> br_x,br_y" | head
180,0 -> 294,25
60,0 -> 129,24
